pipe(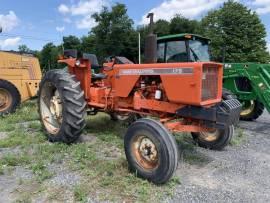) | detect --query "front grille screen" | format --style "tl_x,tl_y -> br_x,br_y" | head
201,66 -> 218,101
